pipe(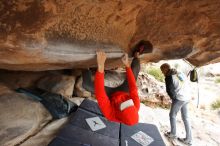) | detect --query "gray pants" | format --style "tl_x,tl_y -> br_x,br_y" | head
170,99 -> 192,142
